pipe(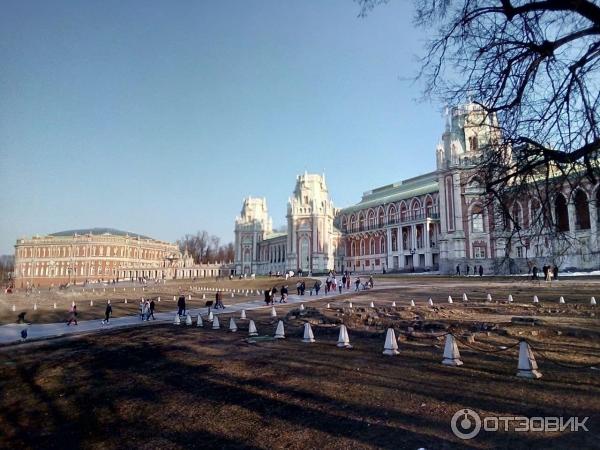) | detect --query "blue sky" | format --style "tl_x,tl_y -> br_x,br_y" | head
0,0 -> 443,254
